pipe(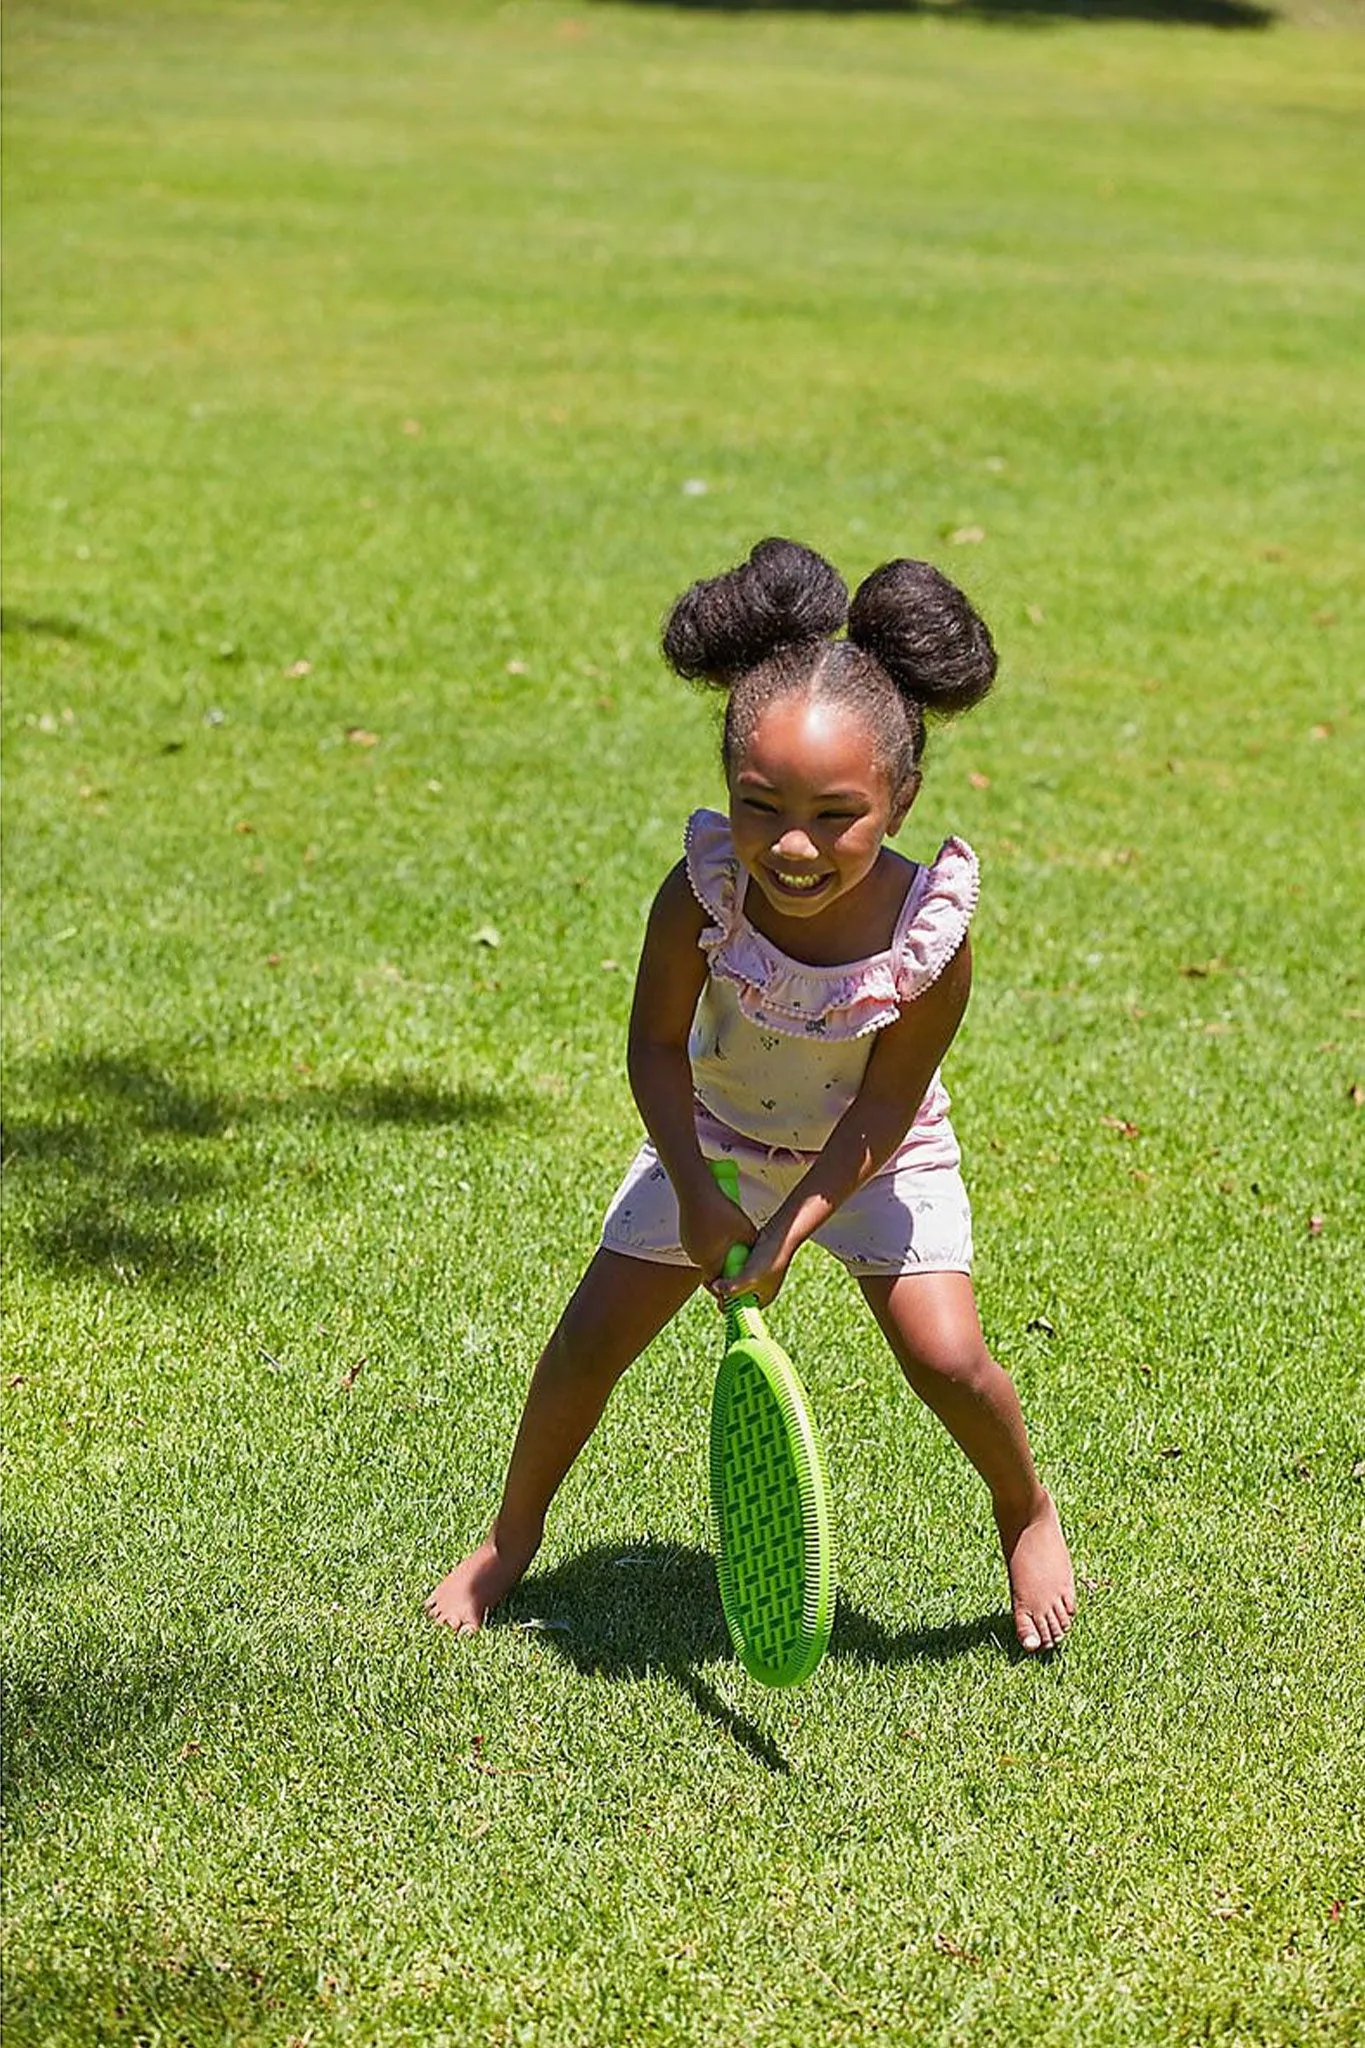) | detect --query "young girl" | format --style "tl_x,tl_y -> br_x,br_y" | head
428,538 -> 1075,1654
